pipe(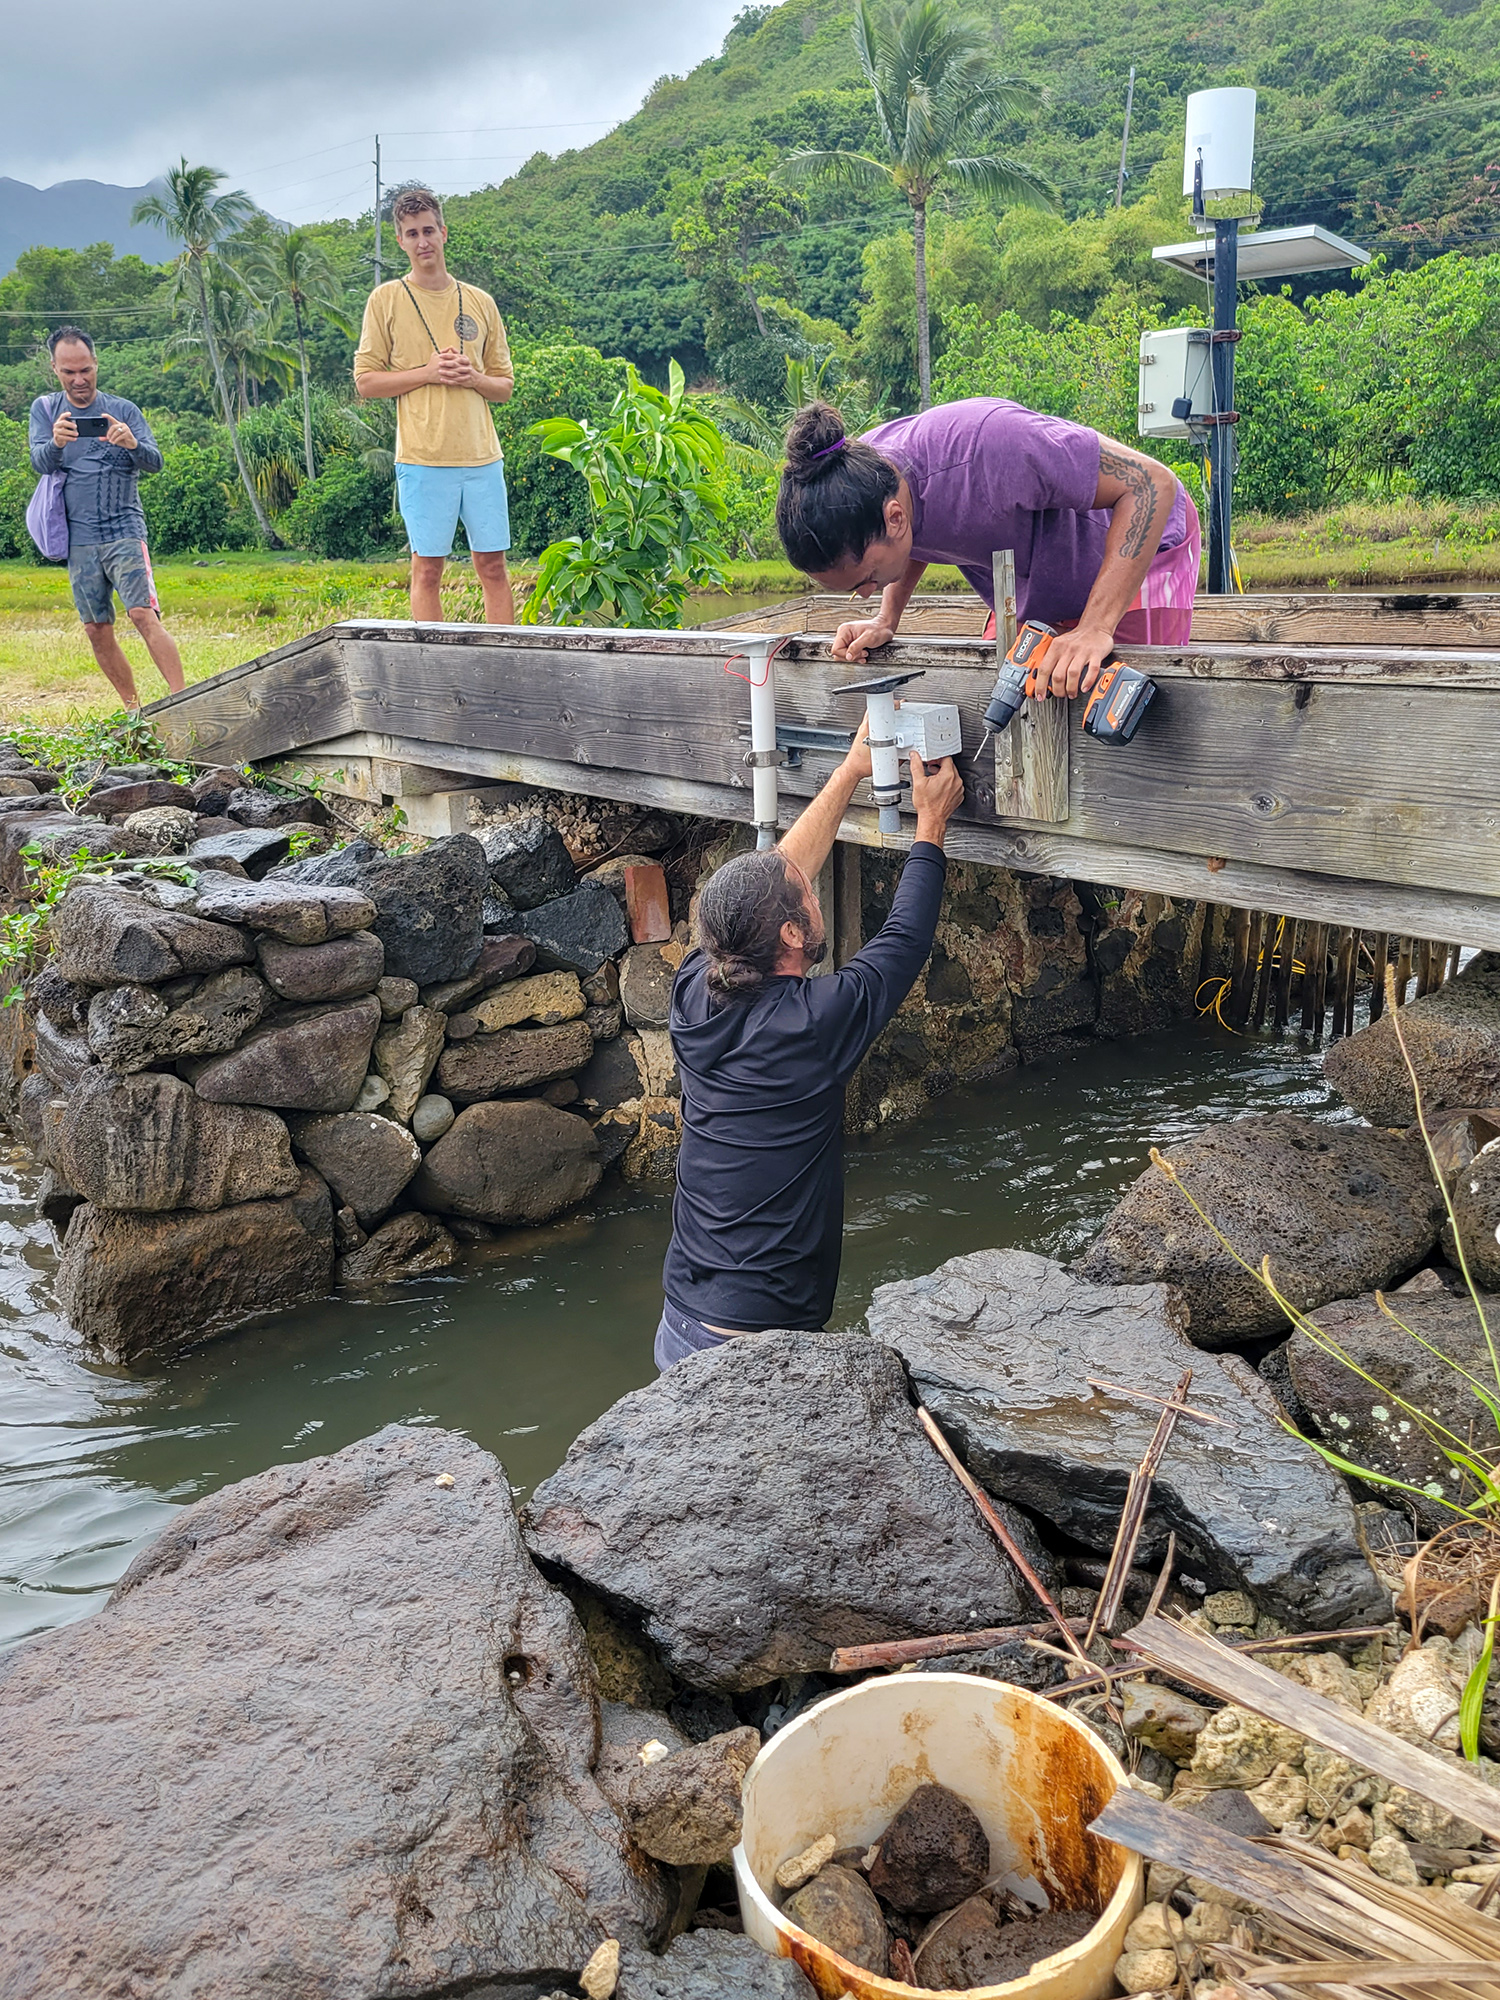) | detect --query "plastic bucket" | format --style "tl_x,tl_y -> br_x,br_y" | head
733,1672 -> 1143,2000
